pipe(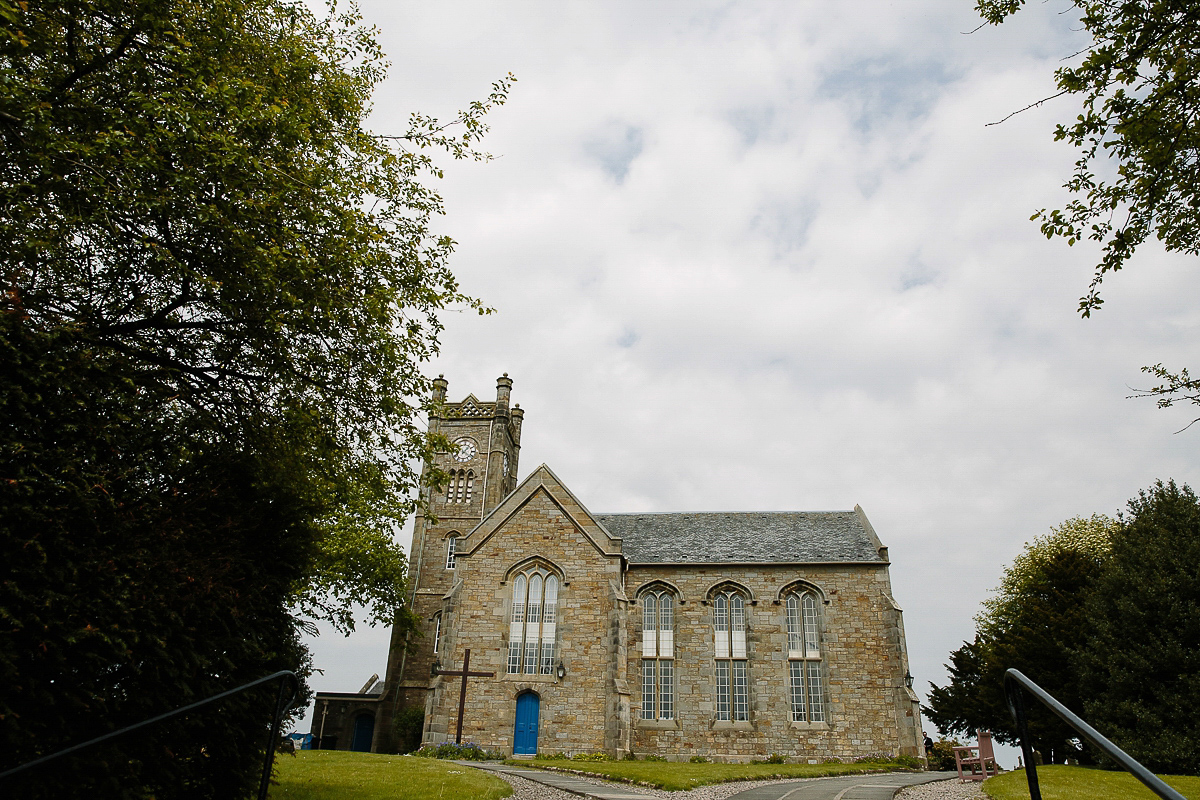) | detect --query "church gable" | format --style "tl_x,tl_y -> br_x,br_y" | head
460,464 -> 622,560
